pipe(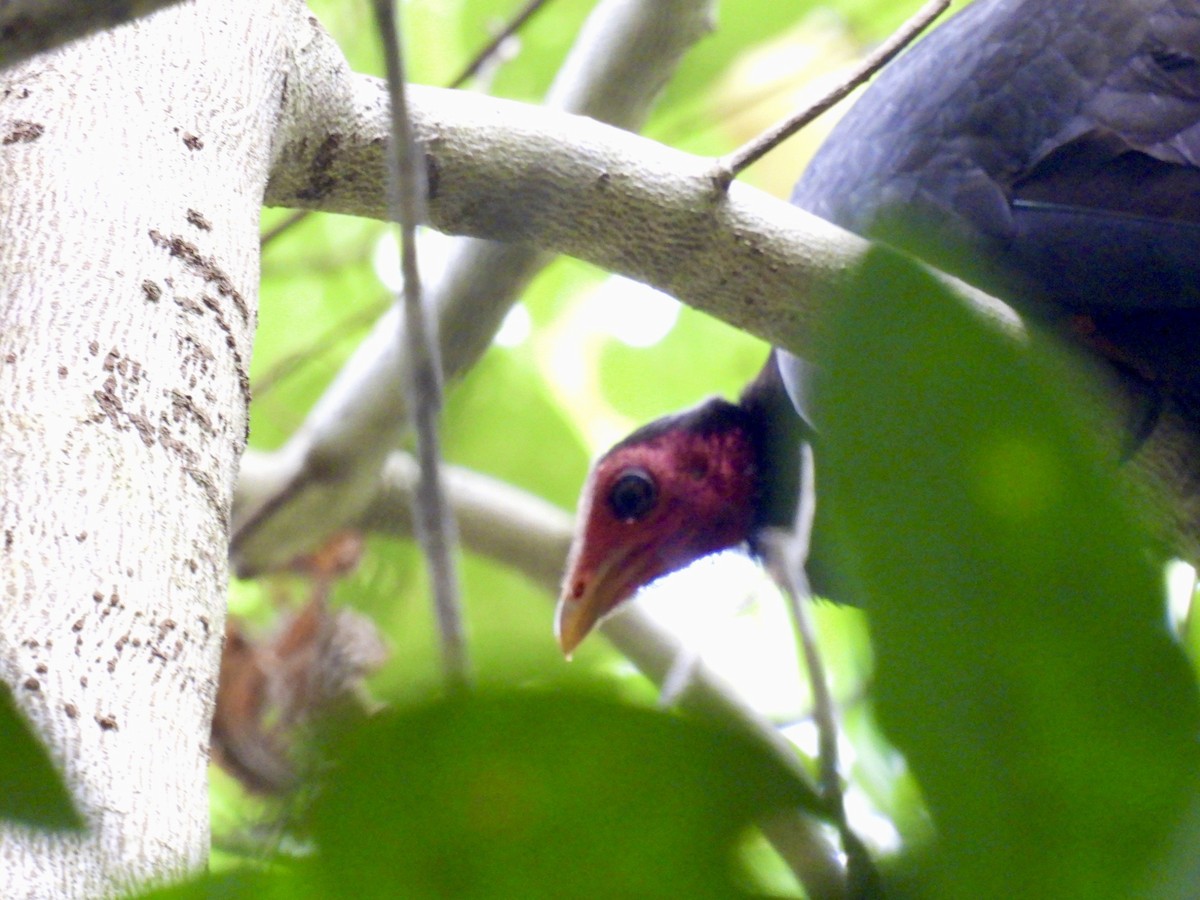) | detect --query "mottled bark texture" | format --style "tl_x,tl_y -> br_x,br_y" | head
0,0 -> 294,892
